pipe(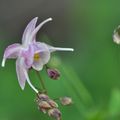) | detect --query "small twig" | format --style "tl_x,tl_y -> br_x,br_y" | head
35,70 -> 47,94
53,97 -> 60,101
45,64 -> 49,69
